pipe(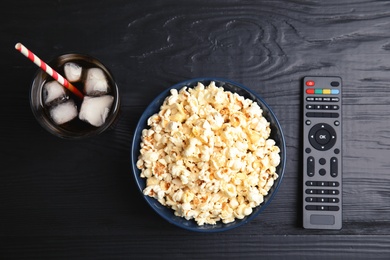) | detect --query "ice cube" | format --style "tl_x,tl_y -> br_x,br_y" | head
49,100 -> 78,125
84,68 -> 110,95
64,62 -> 82,82
79,95 -> 114,127
43,81 -> 68,105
